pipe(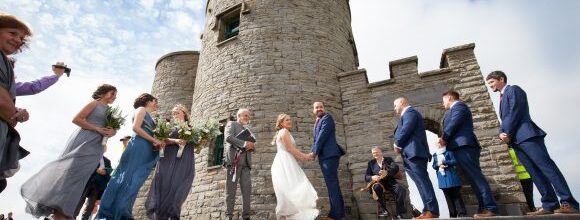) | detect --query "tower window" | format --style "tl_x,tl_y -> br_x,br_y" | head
216,4 -> 242,43
224,17 -> 239,40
